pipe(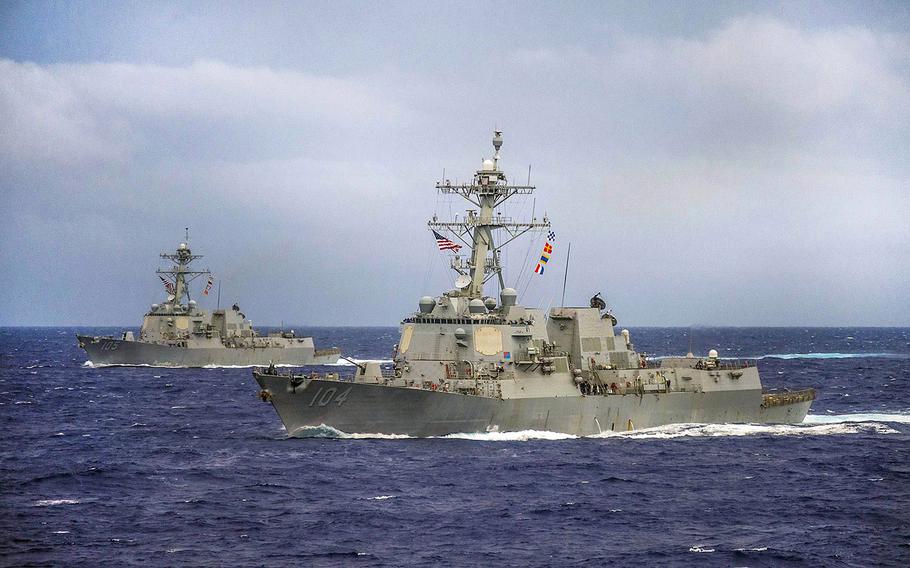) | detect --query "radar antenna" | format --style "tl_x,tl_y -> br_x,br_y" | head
156,238 -> 211,306
428,131 -> 550,298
